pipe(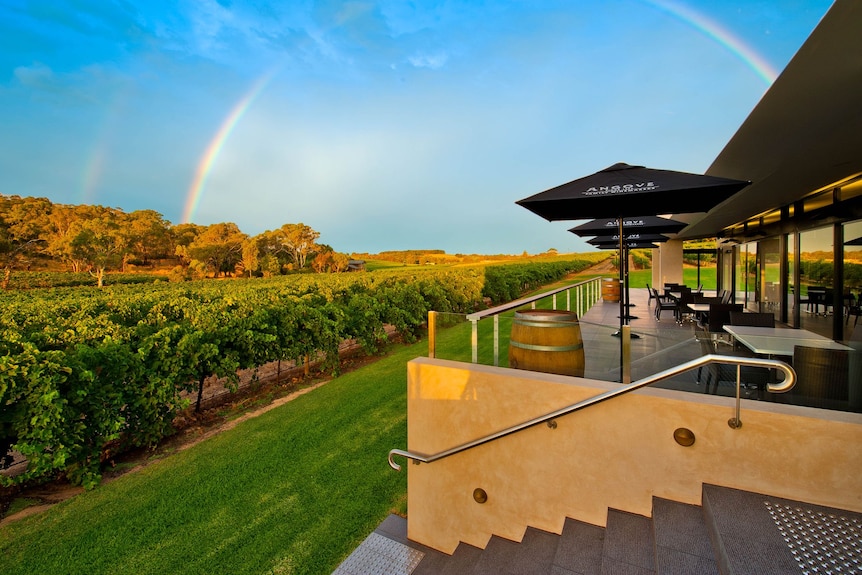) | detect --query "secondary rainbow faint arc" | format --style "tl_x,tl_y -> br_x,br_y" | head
182,70 -> 277,224
646,0 -> 779,86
